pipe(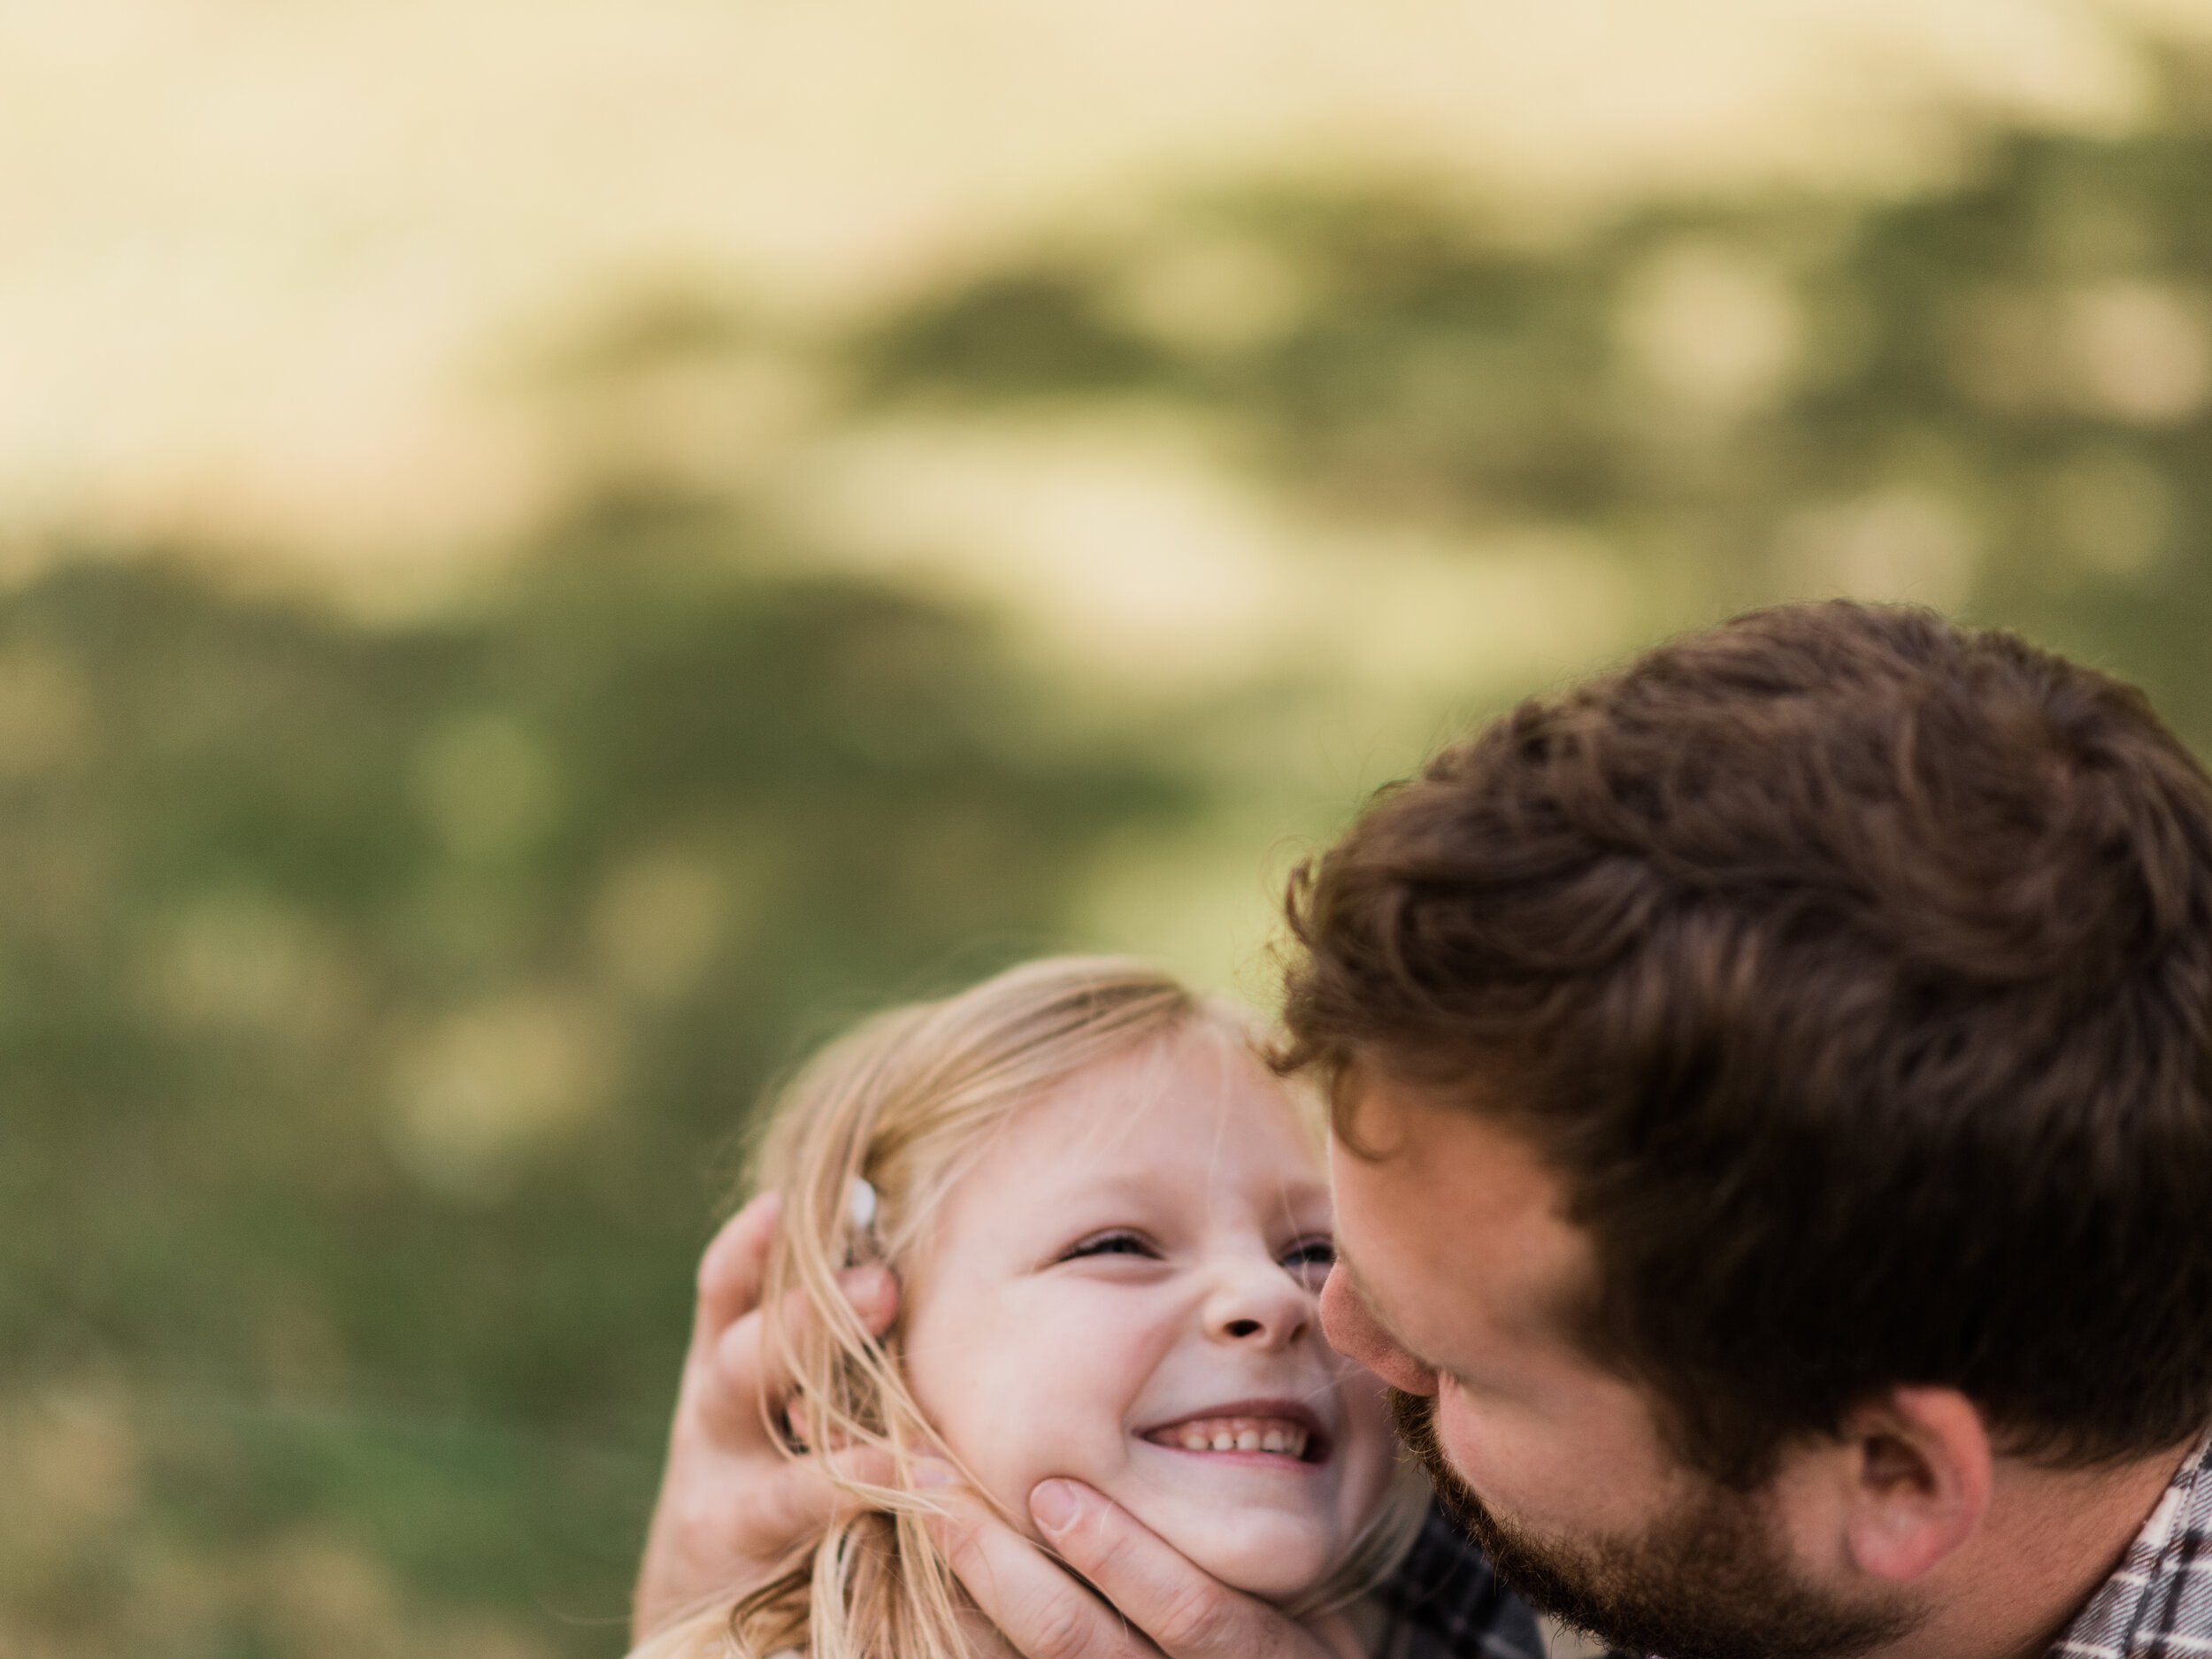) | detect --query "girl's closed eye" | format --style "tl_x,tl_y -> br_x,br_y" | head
1279,1235 -> 1334,1287
1058,1227 -> 1159,1263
